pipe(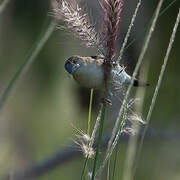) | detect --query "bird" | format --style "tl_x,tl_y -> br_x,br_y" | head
64,56 -> 149,89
